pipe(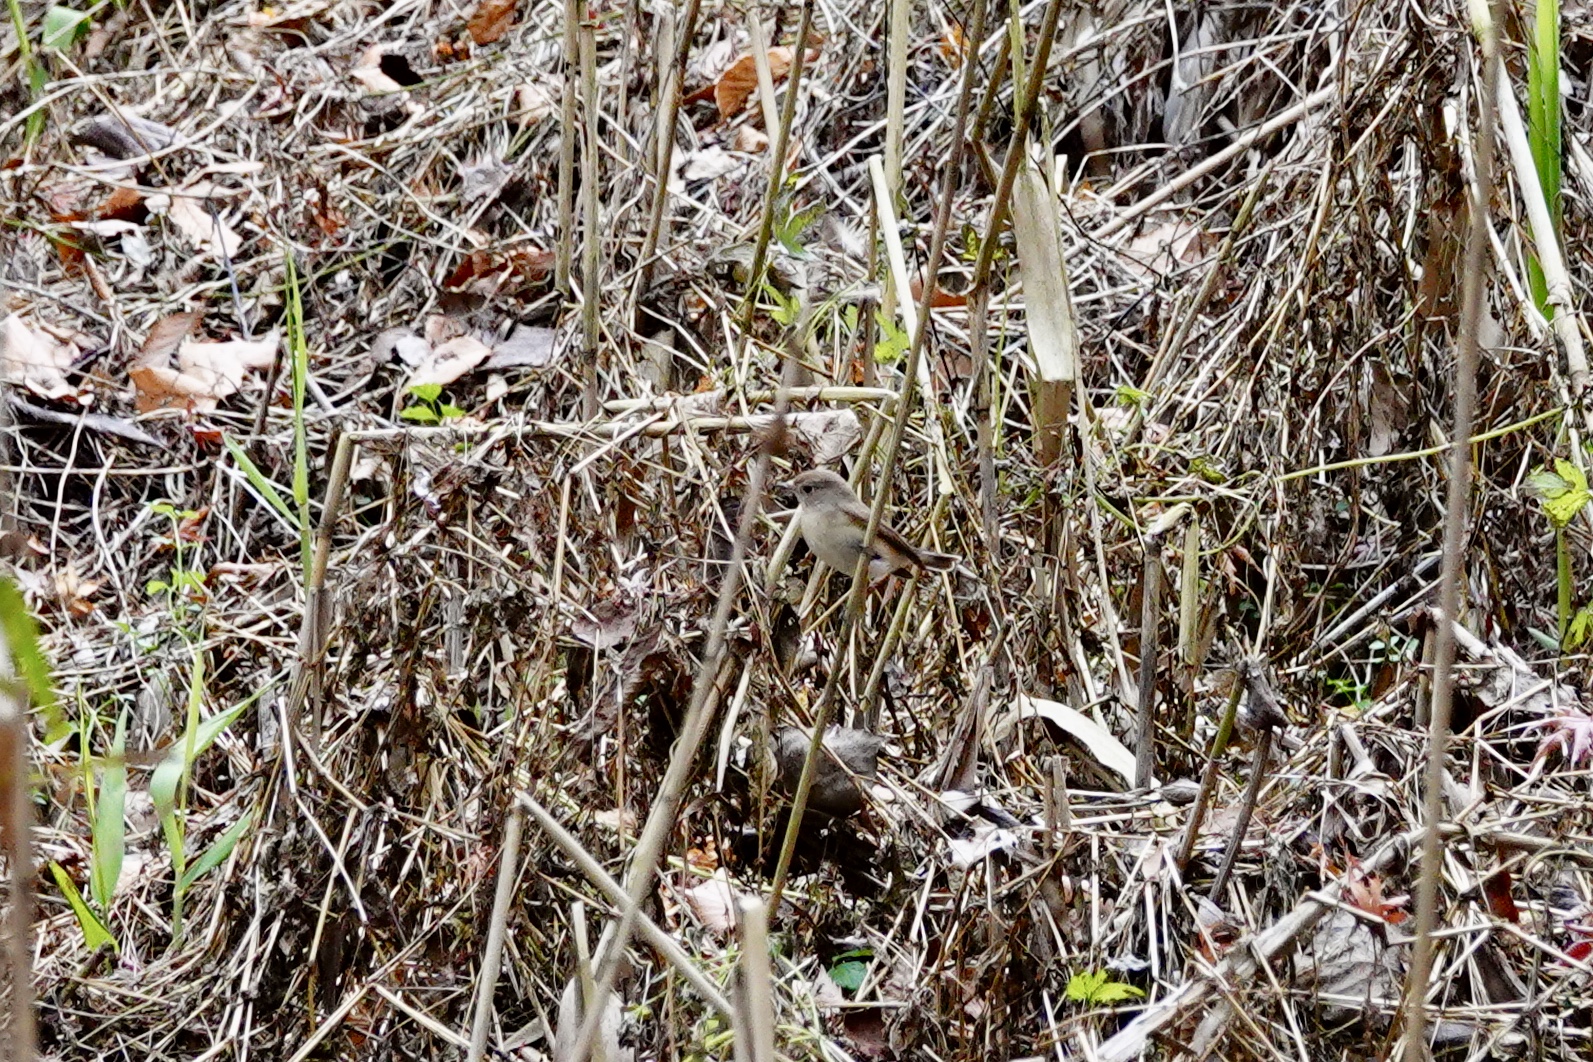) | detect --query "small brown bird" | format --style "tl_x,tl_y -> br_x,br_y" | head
786,468 -> 957,581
